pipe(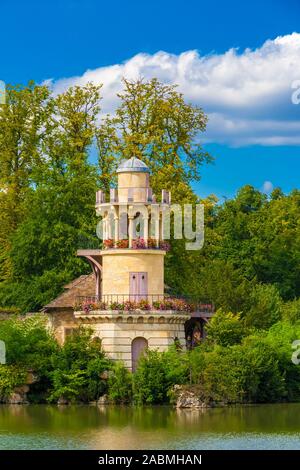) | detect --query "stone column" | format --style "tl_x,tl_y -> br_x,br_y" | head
114,216 -> 119,242
144,211 -> 149,246
128,216 -> 134,248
